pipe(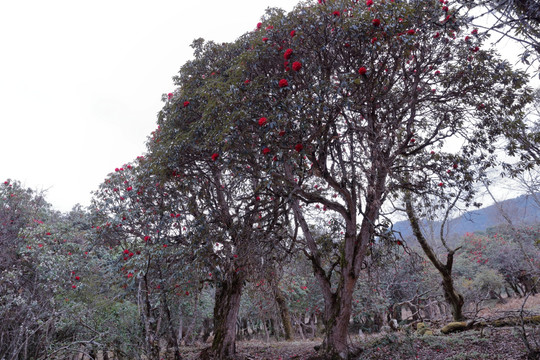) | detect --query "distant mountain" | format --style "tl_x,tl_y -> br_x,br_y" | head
391,193 -> 540,244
